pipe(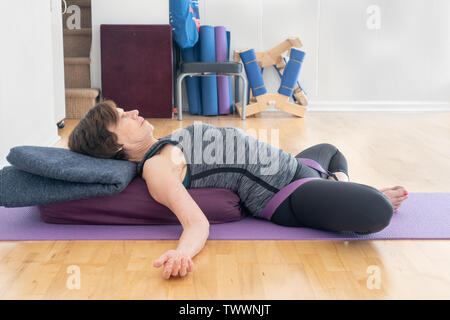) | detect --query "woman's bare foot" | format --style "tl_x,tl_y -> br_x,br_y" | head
379,186 -> 408,213
328,173 -> 408,213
